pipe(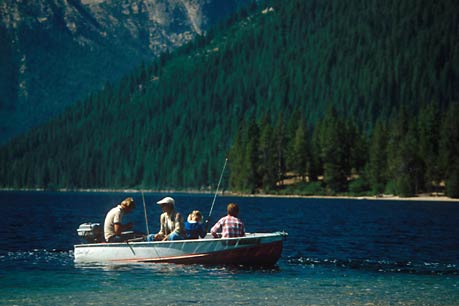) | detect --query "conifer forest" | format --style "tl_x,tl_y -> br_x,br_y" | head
0,0 -> 458,197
